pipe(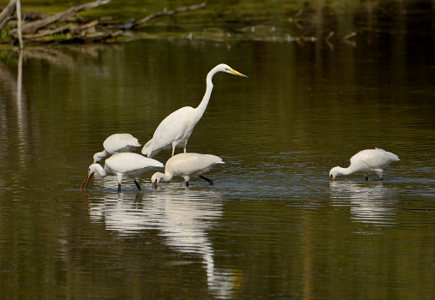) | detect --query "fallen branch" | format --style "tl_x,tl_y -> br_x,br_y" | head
23,24 -> 72,39
2,1 -> 207,44
81,29 -> 123,41
135,2 -> 206,27
0,0 -> 16,23
20,0 -> 110,34
0,0 -> 16,32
